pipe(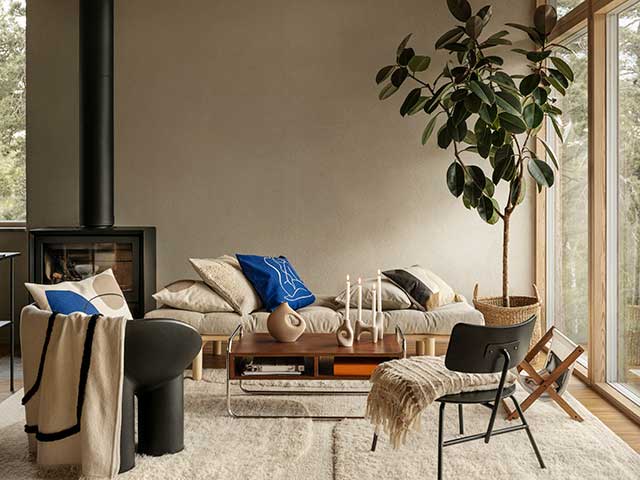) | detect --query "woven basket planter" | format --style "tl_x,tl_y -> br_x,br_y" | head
472,284 -> 542,350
